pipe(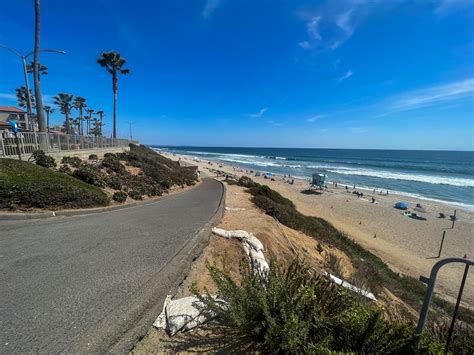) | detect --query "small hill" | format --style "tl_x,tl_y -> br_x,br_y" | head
0,159 -> 109,210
